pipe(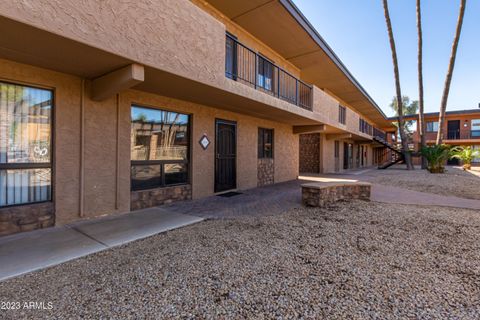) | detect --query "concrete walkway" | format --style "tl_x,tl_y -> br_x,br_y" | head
299,172 -> 480,210
0,208 -> 203,282
371,184 -> 480,210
